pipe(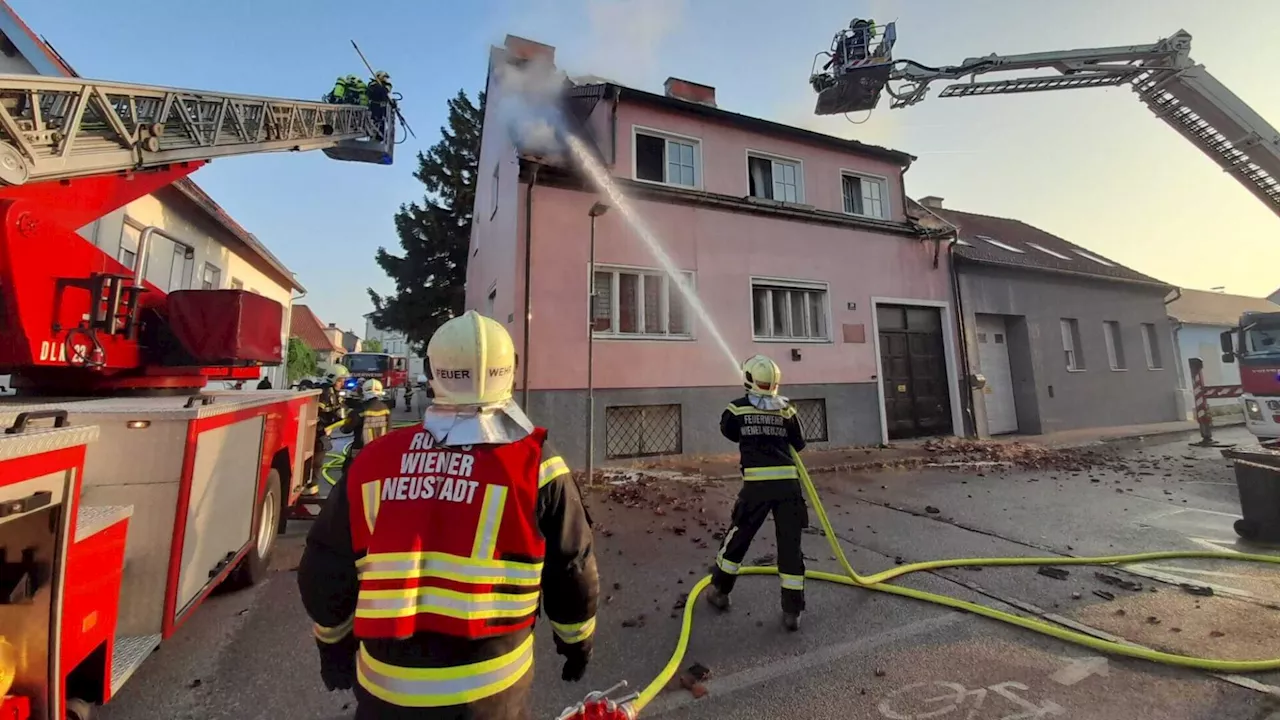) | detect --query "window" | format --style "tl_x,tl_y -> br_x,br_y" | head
1103,321 -> 1126,370
747,152 -> 803,203
200,262 -> 222,290
1073,249 -> 1114,267
752,279 -> 829,341
486,286 -> 497,318
118,223 -> 140,270
841,172 -> 887,219
592,266 -> 693,338
976,235 -> 1025,254
490,163 -> 500,220
1027,242 -> 1070,260
634,129 -> 699,188
1141,323 -> 1163,369
230,277 -> 244,290
1061,318 -> 1084,371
